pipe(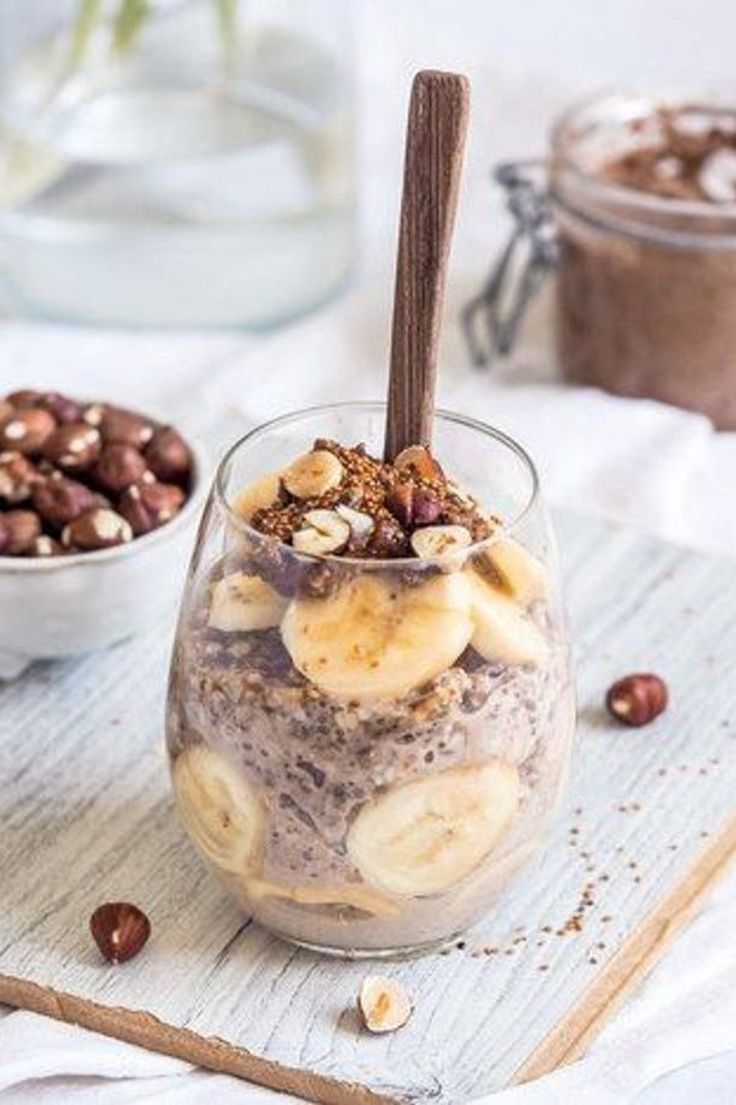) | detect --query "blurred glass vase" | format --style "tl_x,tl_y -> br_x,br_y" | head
0,0 -> 355,327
